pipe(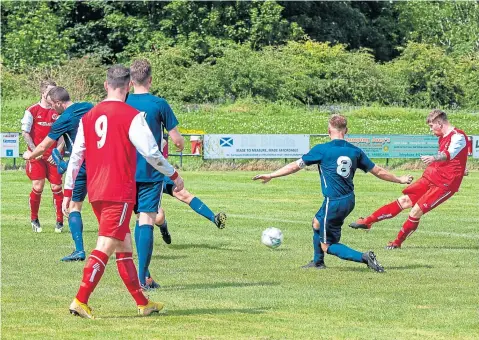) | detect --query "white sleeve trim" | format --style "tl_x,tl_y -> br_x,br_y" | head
296,158 -> 306,169
128,112 -> 175,177
21,110 -> 34,132
448,132 -> 466,160
65,120 -> 86,190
